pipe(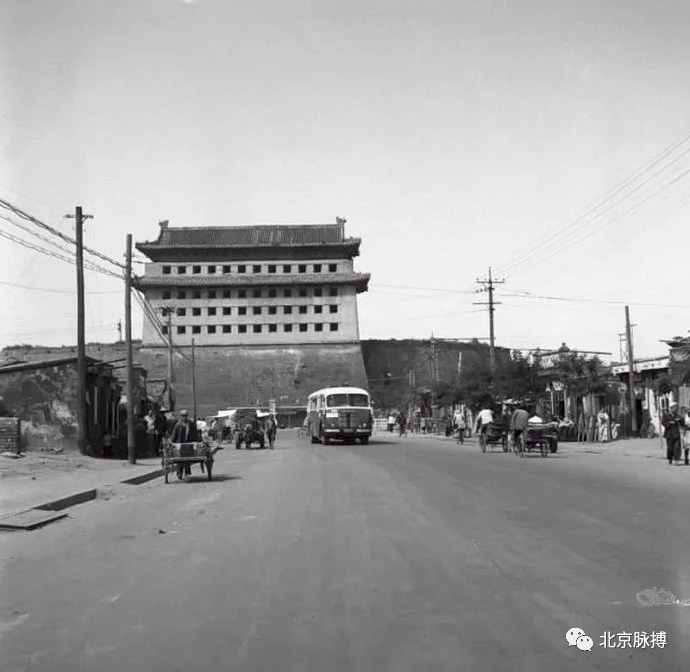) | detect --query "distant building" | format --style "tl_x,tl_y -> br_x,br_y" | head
134,219 -> 370,347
